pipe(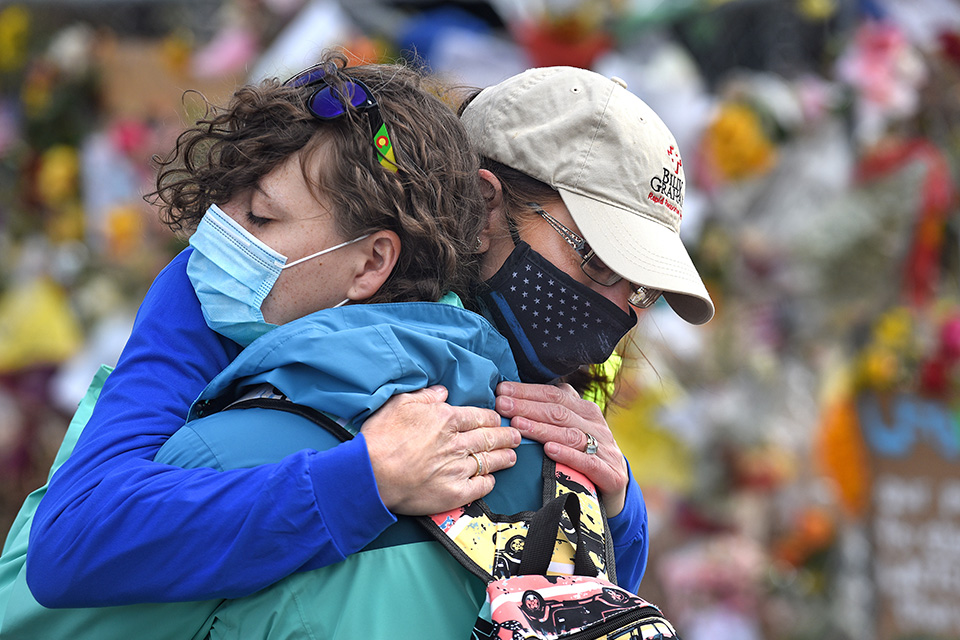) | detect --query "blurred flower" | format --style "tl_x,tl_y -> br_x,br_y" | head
160,30 -> 193,76
815,394 -> 870,517
851,305 -> 960,402
732,444 -> 796,491
515,0 -> 612,70
47,23 -> 95,78
857,345 -> 901,390
797,0 -> 837,20
337,37 -> 387,67
772,506 -> 836,569
701,102 -> 777,182
46,201 -> 85,244
109,119 -> 152,157
872,306 -> 913,351
835,21 -> 927,144
0,5 -> 29,73
104,204 -> 144,259
37,144 -> 79,206
940,30 -> 960,68
20,60 -> 56,116
918,355 -> 950,397
192,25 -> 259,79
0,277 -> 83,373
940,315 -> 960,360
